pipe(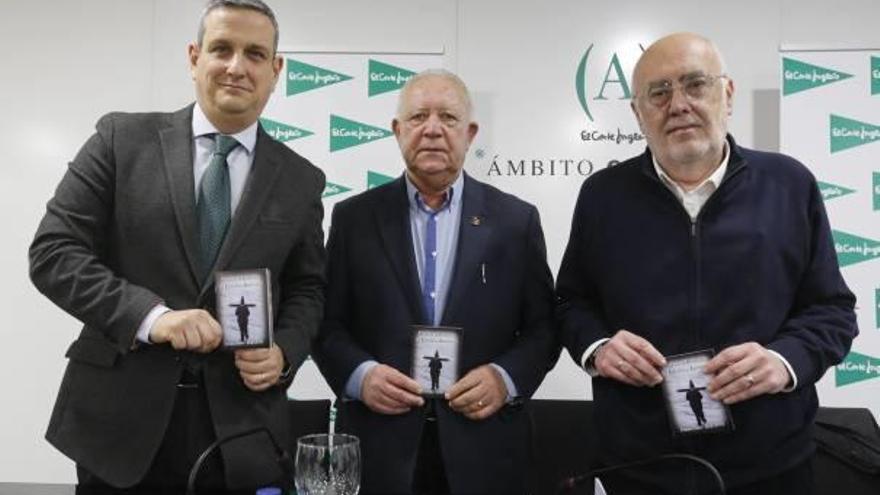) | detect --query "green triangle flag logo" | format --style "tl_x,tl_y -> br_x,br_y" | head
830,114 -> 880,153
782,57 -> 853,96
322,182 -> 352,198
329,115 -> 393,152
368,59 -> 416,97
873,172 -> 880,211
832,230 -> 880,267
835,351 -> 880,387
872,56 -> 880,95
817,181 -> 856,202
259,118 -> 313,142
286,59 -> 352,96
367,171 -> 395,189
876,288 -> 880,329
